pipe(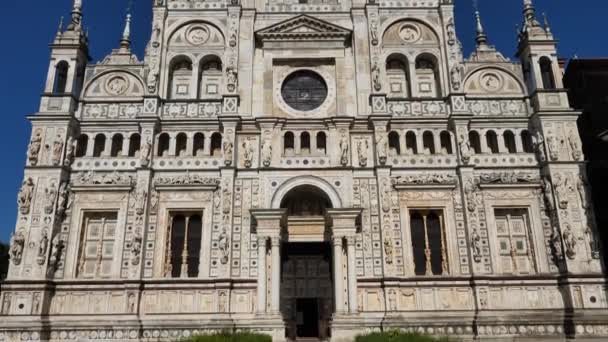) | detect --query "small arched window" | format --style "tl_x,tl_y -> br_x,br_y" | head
175,133 -> 188,157
210,133 -> 222,156
440,131 -> 453,155
406,131 -> 418,154
128,133 -> 141,157
423,131 -> 435,155
415,54 -> 440,98
199,57 -> 223,98
469,131 -> 482,154
93,134 -> 106,157
157,133 -> 170,157
521,130 -> 534,153
539,57 -> 556,90
284,132 -> 295,155
486,131 -> 499,154
75,134 -> 88,157
53,61 -> 69,94
110,134 -> 123,157
169,57 -> 193,99
301,132 -> 311,154
503,130 -> 517,153
386,54 -> 410,98
388,131 -> 401,155
316,132 -> 327,154
193,133 -> 205,157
